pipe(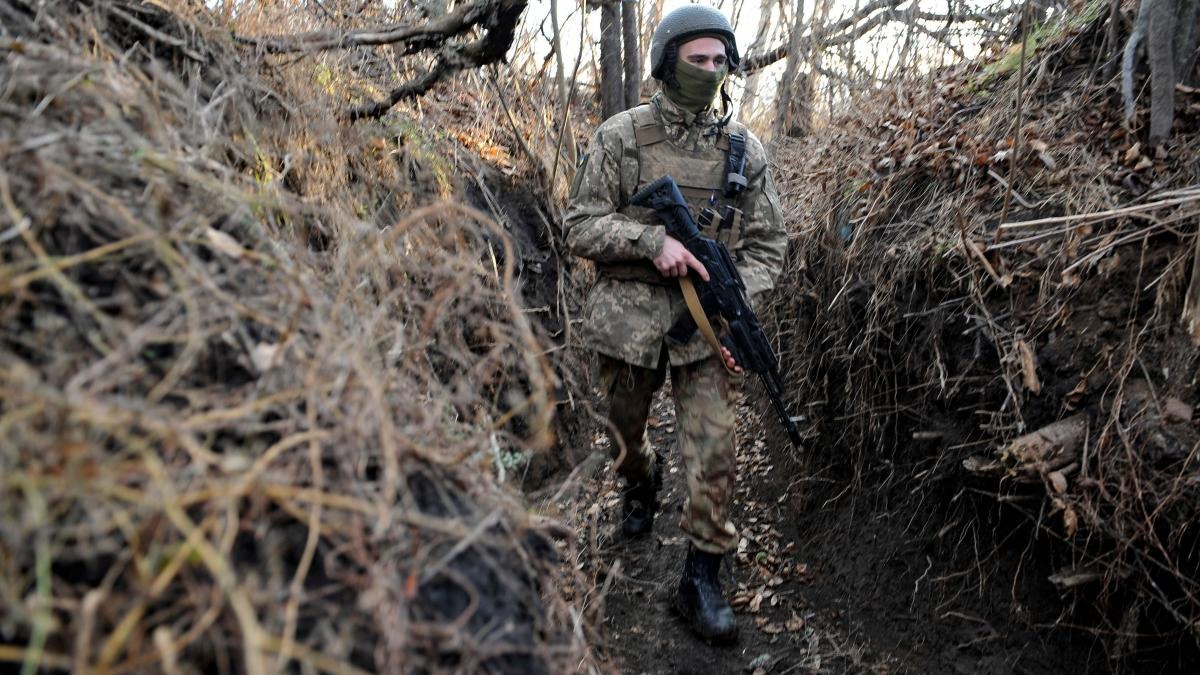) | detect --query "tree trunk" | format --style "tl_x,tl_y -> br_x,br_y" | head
549,0 -> 569,107
1148,0 -> 1176,142
622,0 -> 642,108
600,0 -> 624,119
739,0 -> 778,122
774,0 -> 807,139
548,0 -> 577,172
1175,0 -> 1199,82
